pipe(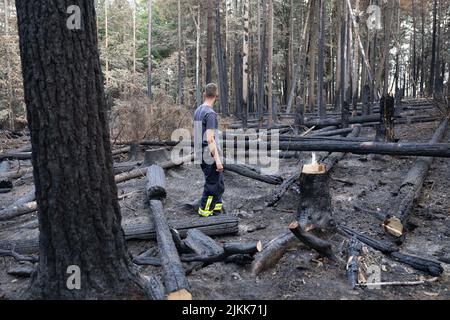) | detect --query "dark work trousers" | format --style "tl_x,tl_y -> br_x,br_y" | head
199,160 -> 225,215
